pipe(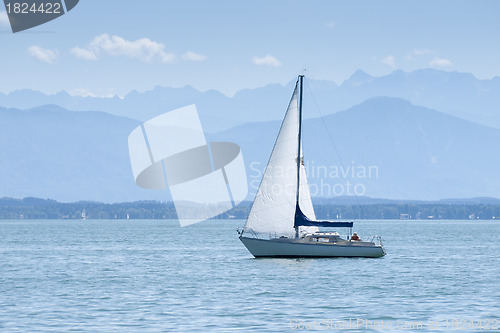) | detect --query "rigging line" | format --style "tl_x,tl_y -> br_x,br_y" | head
304,80 -> 362,220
